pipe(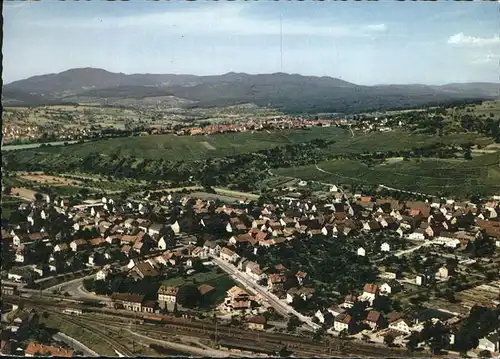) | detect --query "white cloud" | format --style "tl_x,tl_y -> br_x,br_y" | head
471,53 -> 500,65
4,1 -> 32,9
22,4 -> 387,38
363,24 -> 387,32
447,32 -> 500,47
